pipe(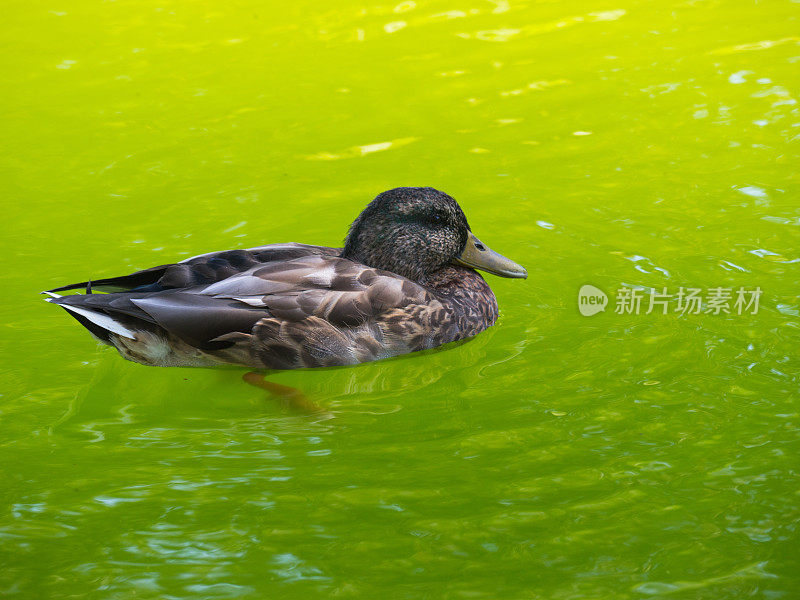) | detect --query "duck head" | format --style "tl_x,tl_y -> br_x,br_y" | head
342,187 -> 527,283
